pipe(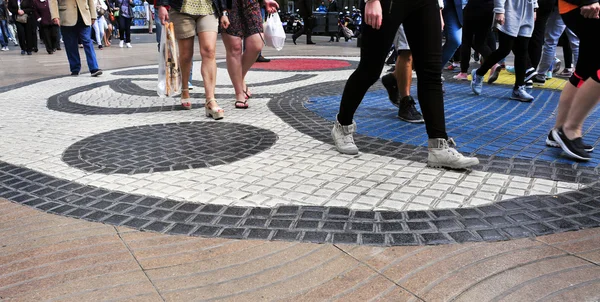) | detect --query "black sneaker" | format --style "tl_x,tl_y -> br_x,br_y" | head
256,55 -> 270,62
546,130 -> 593,152
71,71 -> 79,76
524,68 -> 536,82
398,96 -> 424,123
525,80 -> 533,89
90,69 -> 103,77
381,73 -> 400,107
532,74 -> 546,84
552,128 -> 591,161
